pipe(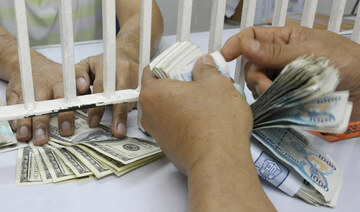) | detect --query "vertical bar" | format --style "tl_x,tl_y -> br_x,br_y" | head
176,0 -> 193,42
272,0 -> 289,27
351,4 -> 360,43
328,0 -> 347,33
14,0 -> 35,110
138,0 -> 152,131
59,0 -> 76,101
208,0 -> 226,52
301,0 -> 318,28
234,0 -> 257,88
102,0 -> 116,97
